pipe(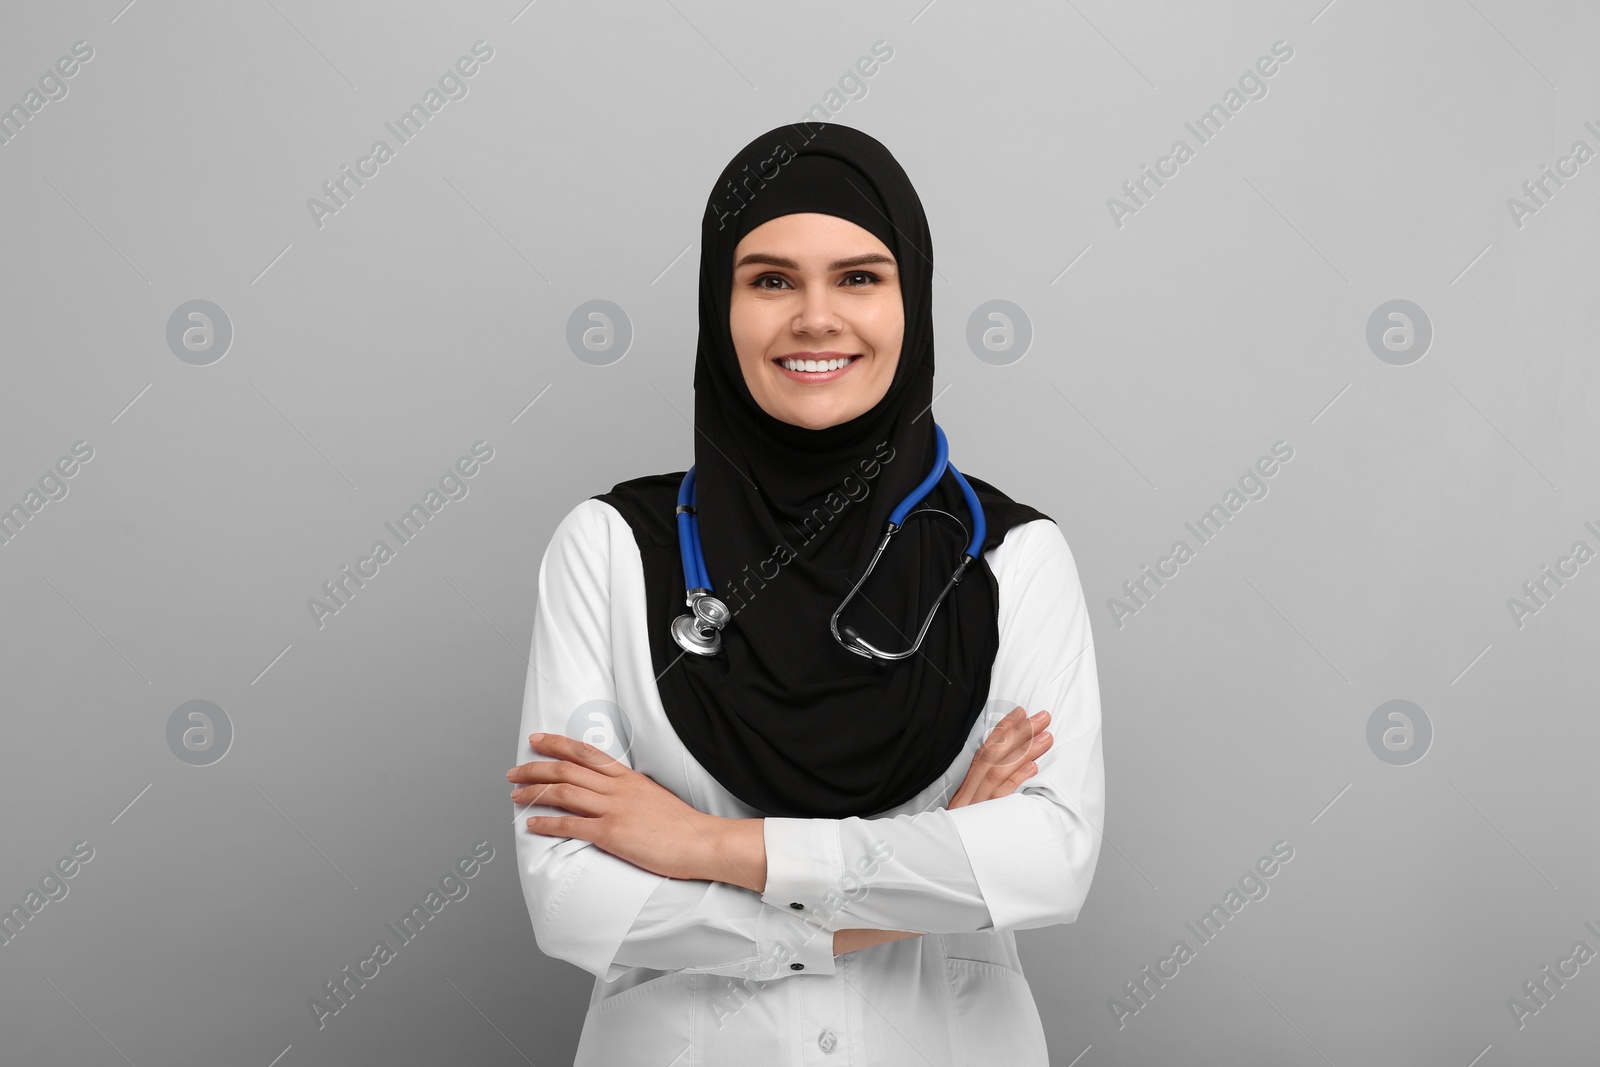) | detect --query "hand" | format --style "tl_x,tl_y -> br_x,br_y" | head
509,732 -> 722,882
948,705 -> 1051,810
833,706 -> 1053,957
